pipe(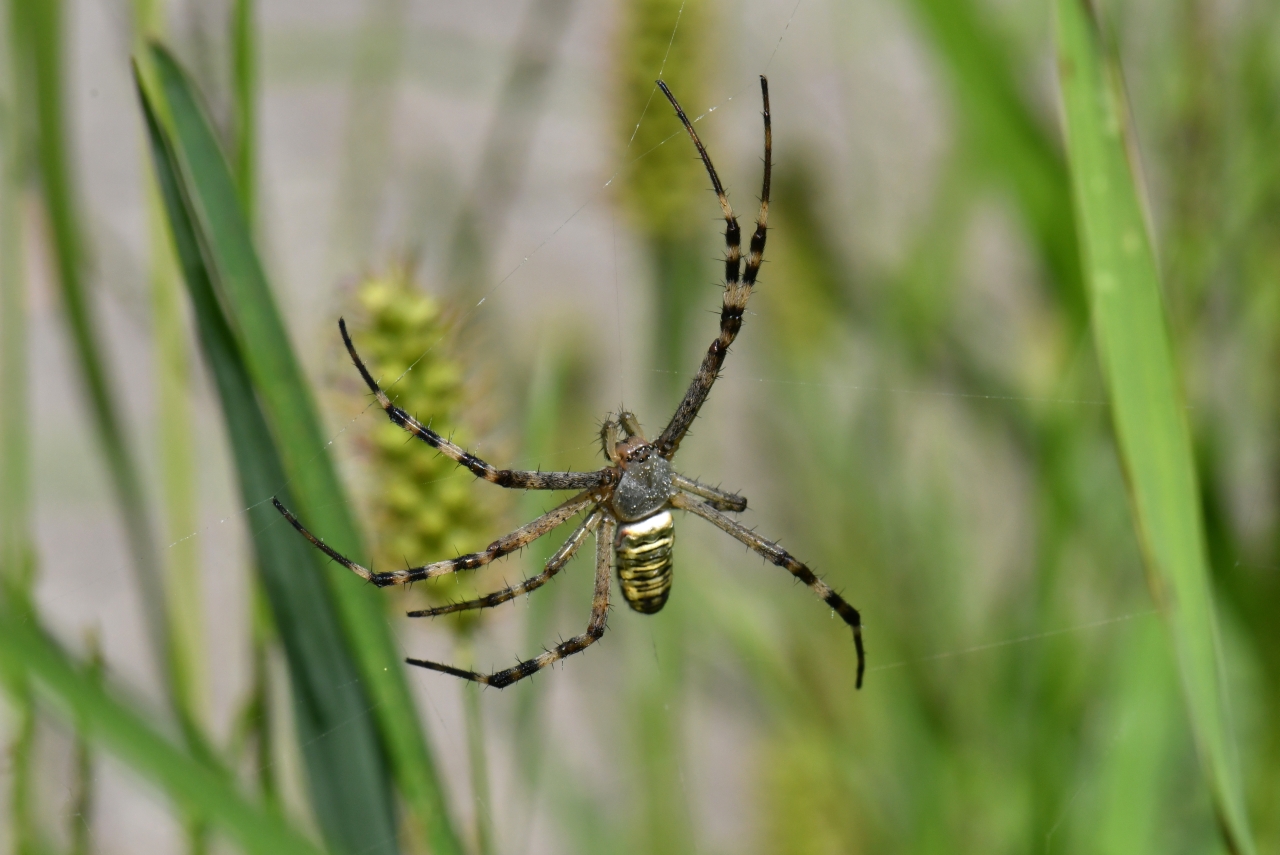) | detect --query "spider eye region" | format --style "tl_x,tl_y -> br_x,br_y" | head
612,453 -> 674,521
